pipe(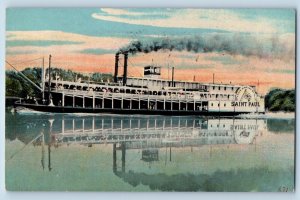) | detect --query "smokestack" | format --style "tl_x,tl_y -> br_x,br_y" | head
171,67 -> 174,87
114,53 -> 119,83
123,53 -> 128,86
